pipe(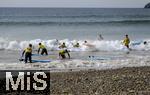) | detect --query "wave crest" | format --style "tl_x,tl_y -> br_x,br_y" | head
0,38 -> 150,51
